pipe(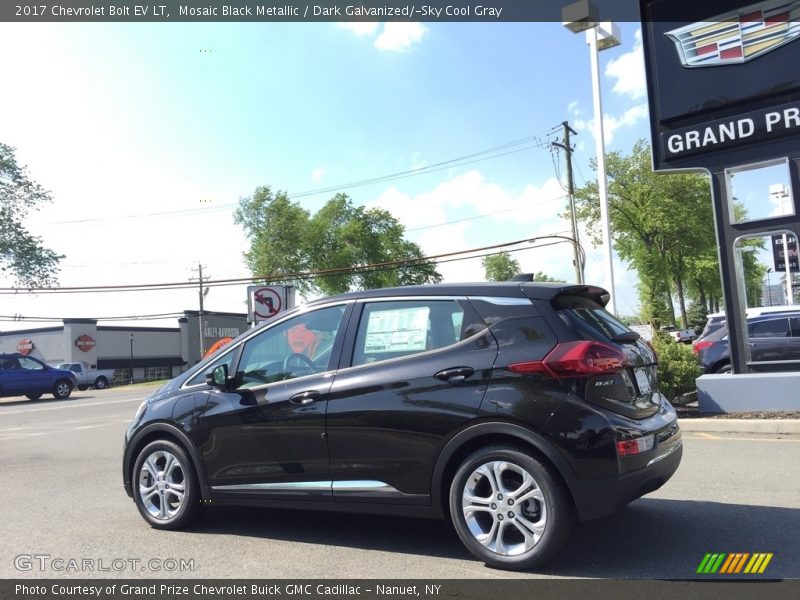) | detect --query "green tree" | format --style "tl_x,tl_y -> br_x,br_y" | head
482,252 -> 520,281
530,271 -> 564,283
235,188 -> 440,296
0,143 -> 63,285
574,140 -> 724,328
